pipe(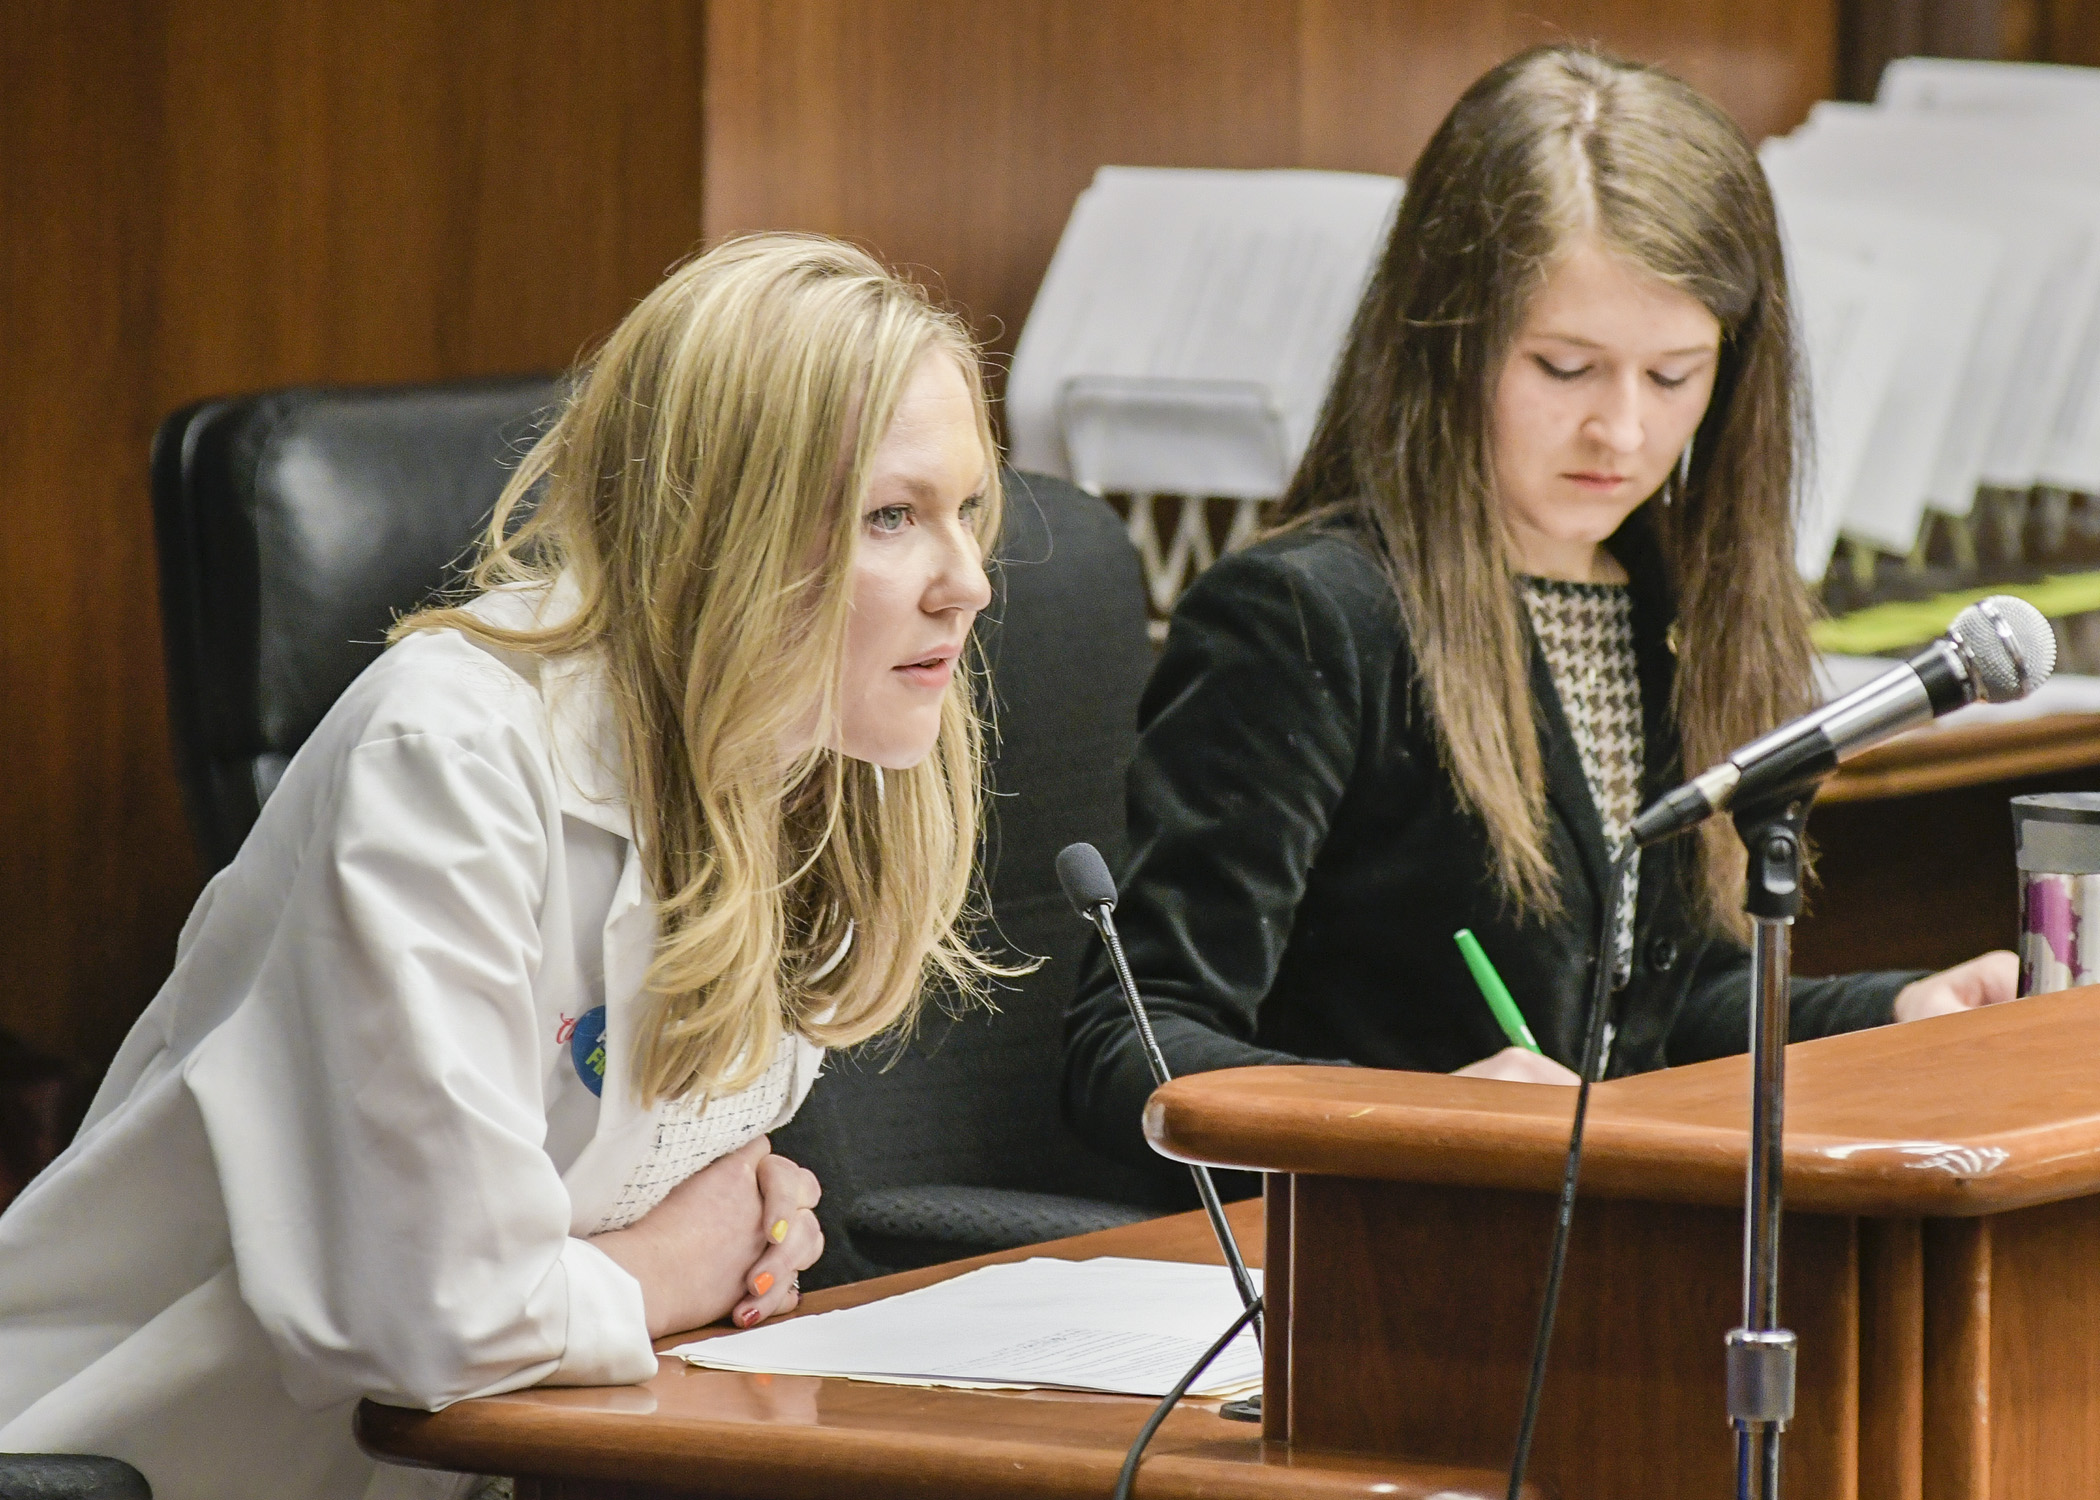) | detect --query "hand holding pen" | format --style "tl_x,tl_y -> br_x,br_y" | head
1451,929 -> 1579,1086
